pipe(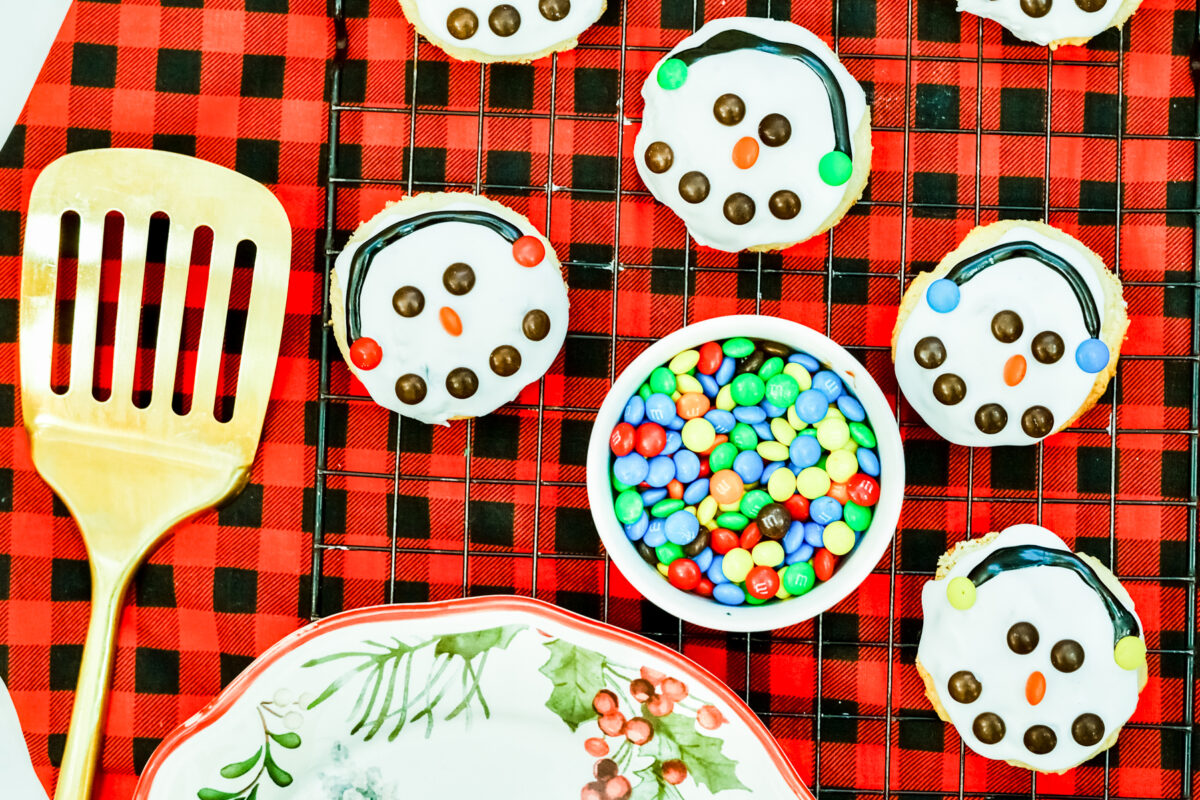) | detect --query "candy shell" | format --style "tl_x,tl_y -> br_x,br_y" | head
649,366 -> 677,394
615,490 -> 643,524
811,370 -> 843,401
756,440 -> 789,462
714,356 -> 735,385
767,467 -> 797,502
681,418 -> 717,453
786,543 -> 814,564
610,422 -> 635,456
708,469 -> 744,505
809,495 -> 843,526
783,363 -> 812,391
732,450 -> 764,483
697,342 -> 723,374
847,473 -> 880,506
667,558 -> 702,590
813,548 -> 837,581
758,356 -> 784,381
646,455 -> 676,488
788,352 -> 821,372
836,394 -> 866,422
683,477 -> 709,505
764,373 -> 800,407
624,513 -> 648,541
782,560 -> 816,595
715,511 -> 749,531
723,337 -> 755,358
822,521 -> 855,555
783,494 -> 809,521
707,555 -> 729,584
635,422 -> 667,457
782,521 -> 804,553
713,582 -> 746,605
721,547 -> 754,582
673,449 -> 701,484
752,540 -> 785,567
666,480 -> 684,500
651,498 -> 685,518
729,423 -> 758,451
623,395 -> 646,425
645,393 -> 677,424
715,384 -> 735,411
641,488 -> 668,507
733,406 -> 767,424
656,541 -> 684,565
825,449 -> 858,483
705,409 -> 736,434
665,509 -> 700,545
710,528 -> 739,554
770,417 -> 797,446
796,466 -> 831,499
788,435 -> 822,470
816,418 -> 850,451
744,565 -> 780,600
794,389 -> 829,424
849,421 -> 876,448
857,447 -> 881,477
661,430 -> 683,456
697,372 -> 719,397
613,453 -> 650,486
669,349 -> 701,374
730,373 -> 766,406
738,523 -> 761,551
675,373 -> 703,395
803,521 -> 825,548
